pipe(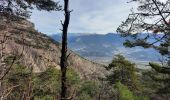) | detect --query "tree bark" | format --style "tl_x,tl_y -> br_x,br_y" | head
60,0 -> 70,99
